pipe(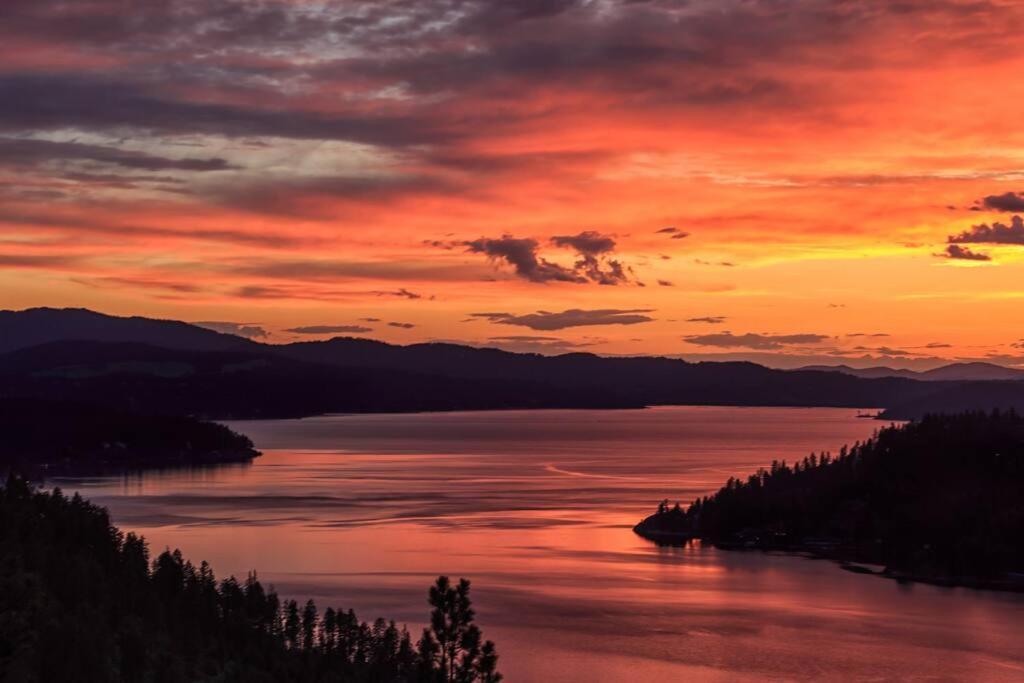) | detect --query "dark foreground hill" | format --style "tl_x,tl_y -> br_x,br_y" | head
635,411 -> 1024,590
0,478 -> 501,681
